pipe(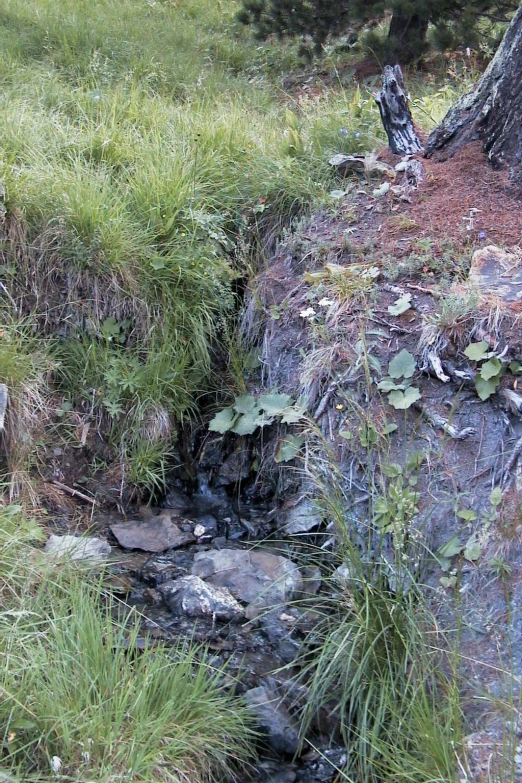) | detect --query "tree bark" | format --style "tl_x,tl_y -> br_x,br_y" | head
425,3 -> 522,189
387,12 -> 429,63
375,65 -> 423,155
